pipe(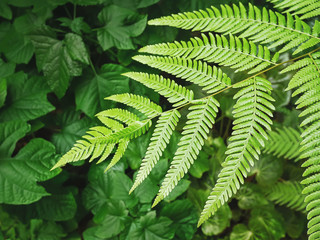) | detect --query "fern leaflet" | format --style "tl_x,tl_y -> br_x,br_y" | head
148,3 -> 320,54
152,97 -> 219,207
198,76 -> 275,226
267,0 -> 320,20
130,109 -> 181,193
123,72 -> 194,107
139,33 -> 279,74
285,50 -> 320,240
265,180 -> 306,212
264,127 -> 302,160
